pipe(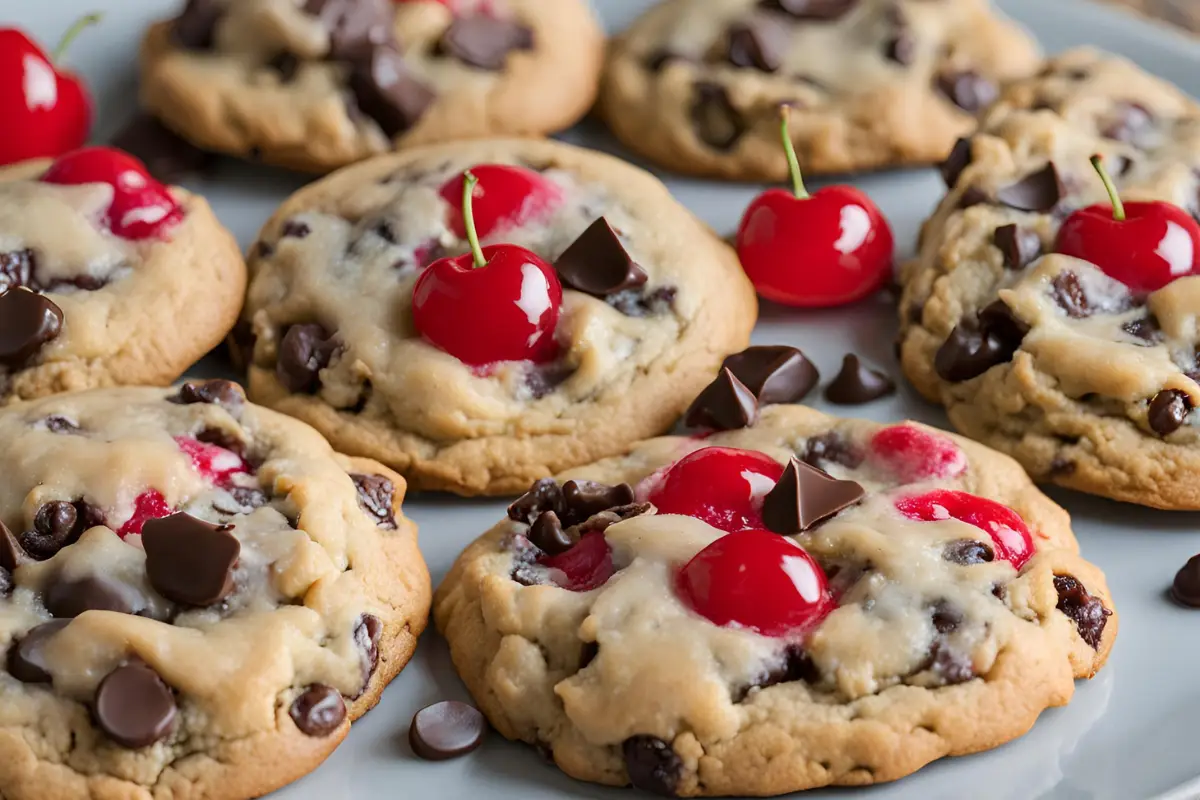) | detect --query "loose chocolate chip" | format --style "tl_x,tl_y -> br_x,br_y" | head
529,511 -> 572,556
355,614 -> 383,682
758,0 -> 859,20
762,457 -> 865,533
109,114 -> 214,184
936,71 -> 998,113
44,415 -> 80,434
1101,101 -> 1153,144
607,285 -> 677,317
349,473 -> 398,529
6,620 -> 70,683
437,16 -> 533,70
290,684 -> 347,737
170,379 -> 245,414
993,224 -> 1042,270
410,701 -> 487,760
1123,315 -> 1163,344
824,355 -> 895,404
1053,574 -> 1111,649
142,514 -> 240,607
508,478 -> 564,524
623,735 -> 682,797
349,45 -> 436,138
685,368 -> 759,431
802,432 -> 864,470
884,30 -> 916,65
1148,389 -> 1191,436
691,82 -> 745,151
304,0 -> 394,61
726,18 -> 788,72
46,576 -> 138,618
721,345 -> 819,404
0,289 -> 64,368
276,323 -> 338,394
562,480 -> 636,525
0,249 -> 34,292
934,300 -> 1028,383
940,137 -> 973,189
943,539 -> 994,565
1171,554 -> 1200,608
996,163 -> 1065,212
94,662 -> 177,749
927,642 -> 974,685
554,218 -> 647,297
172,0 -> 222,49
930,600 -> 964,634
1051,271 -> 1090,318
